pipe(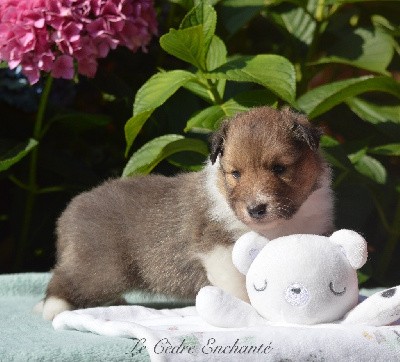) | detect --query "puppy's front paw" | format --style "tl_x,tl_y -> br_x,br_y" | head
42,296 -> 72,320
